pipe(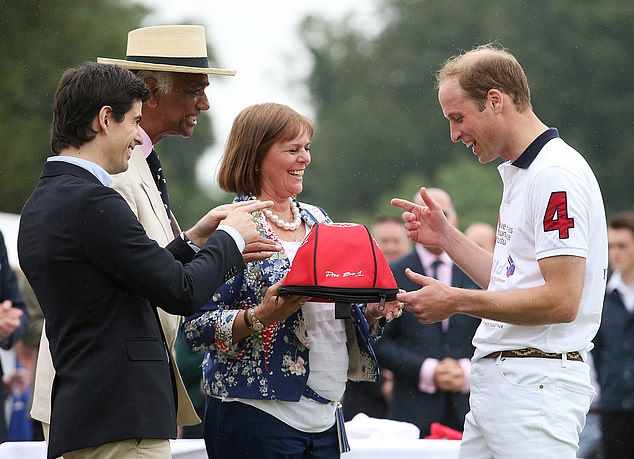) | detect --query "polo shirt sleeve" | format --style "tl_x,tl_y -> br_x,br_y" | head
529,166 -> 590,261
